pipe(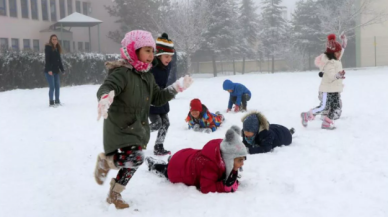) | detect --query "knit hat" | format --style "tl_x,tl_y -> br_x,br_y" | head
155,33 -> 175,56
242,114 -> 259,133
326,34 -> 342,54
220,126 -> 248,178
190,98 -> 202,112
120,30 -> 155,72
223,79 -> 234,91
